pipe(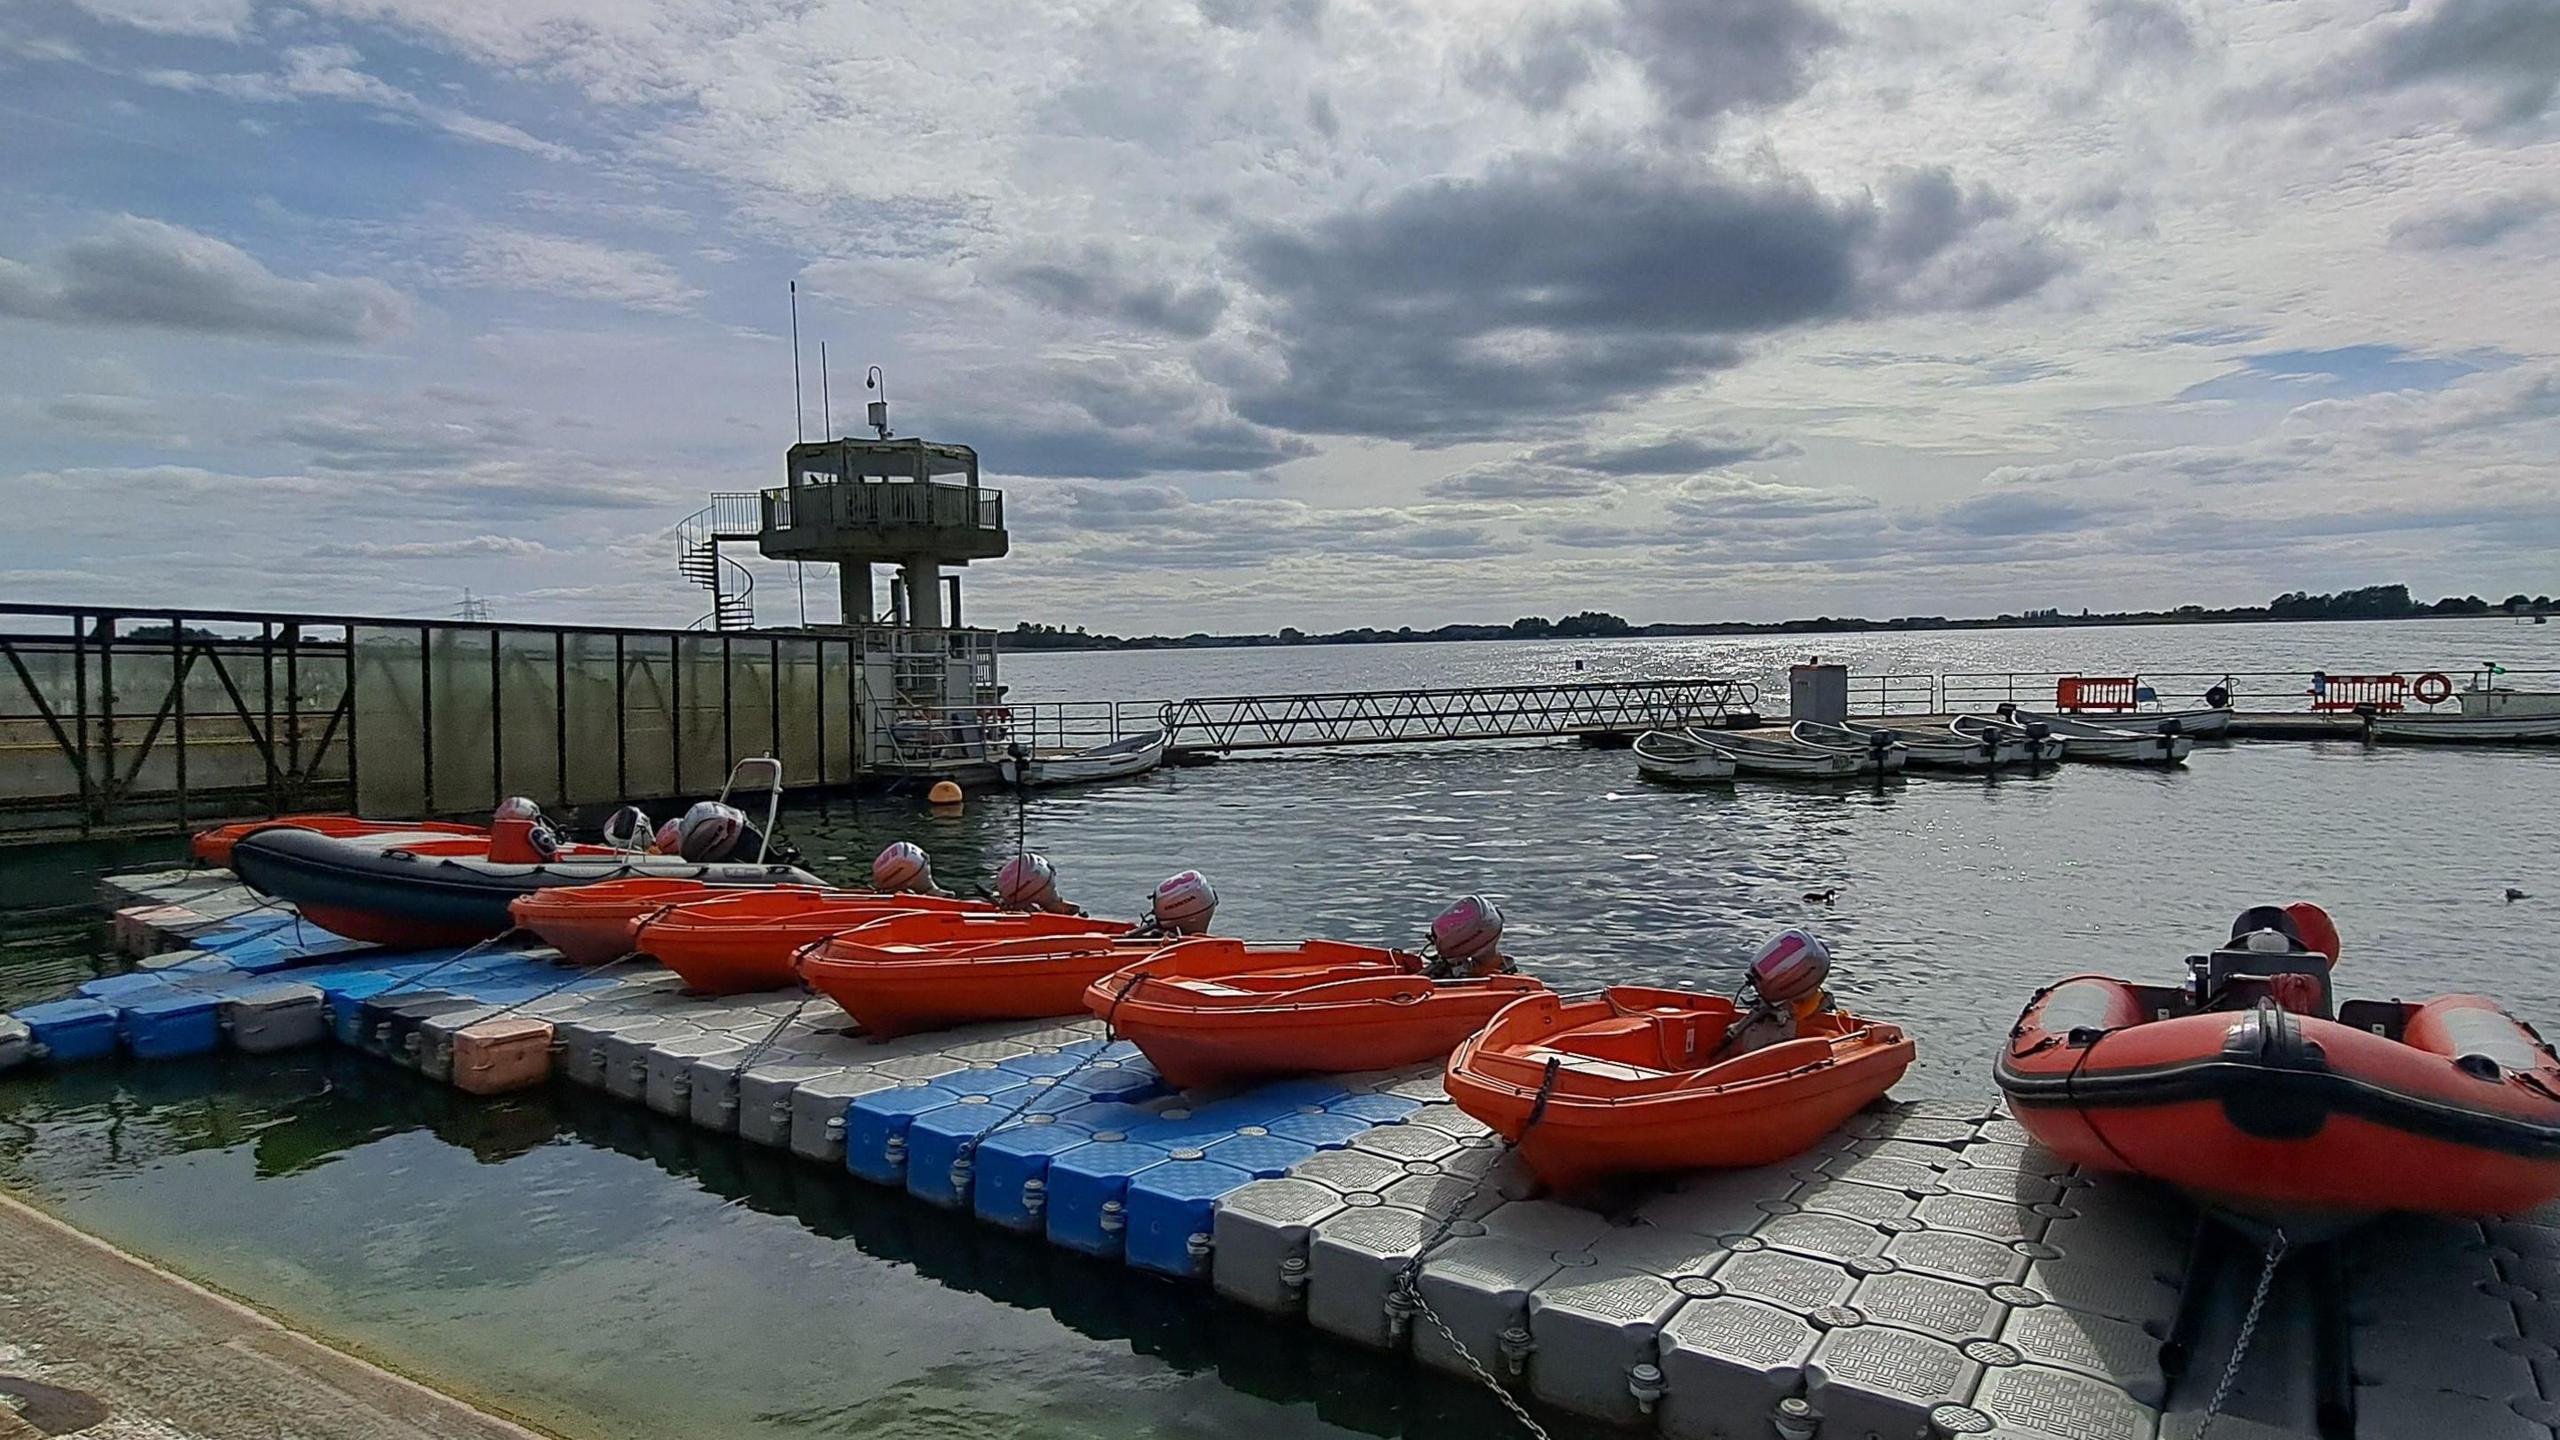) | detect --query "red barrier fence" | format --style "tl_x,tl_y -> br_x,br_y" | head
2308,673 -> 2406,713
2056,676 -> 2141,713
